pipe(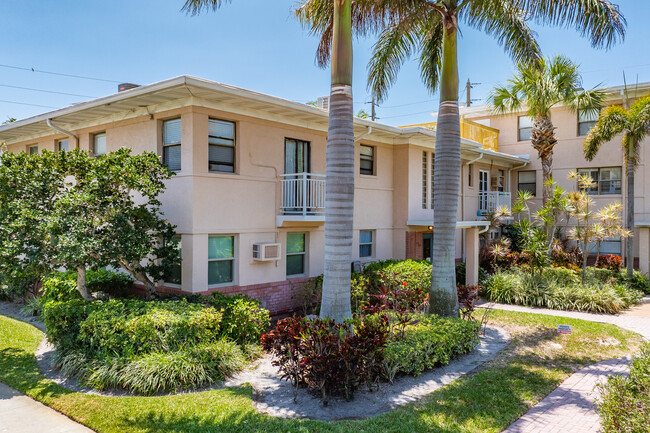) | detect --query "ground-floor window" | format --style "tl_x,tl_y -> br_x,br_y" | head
208,235 -> 234,285
423,232 -> 433,260
286,232 -> 306,277
359,230 -> 374,258
165,235 -> 182,285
